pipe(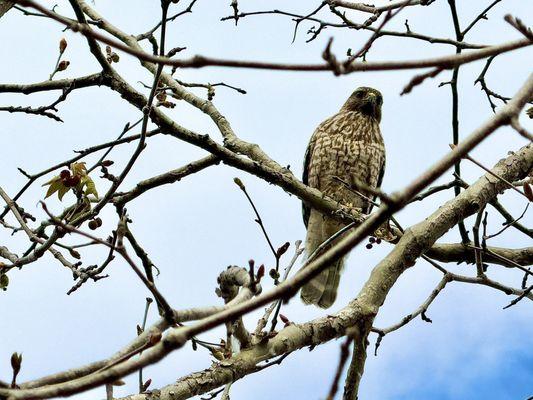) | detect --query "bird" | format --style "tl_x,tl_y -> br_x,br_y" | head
300,86 -> 386,309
